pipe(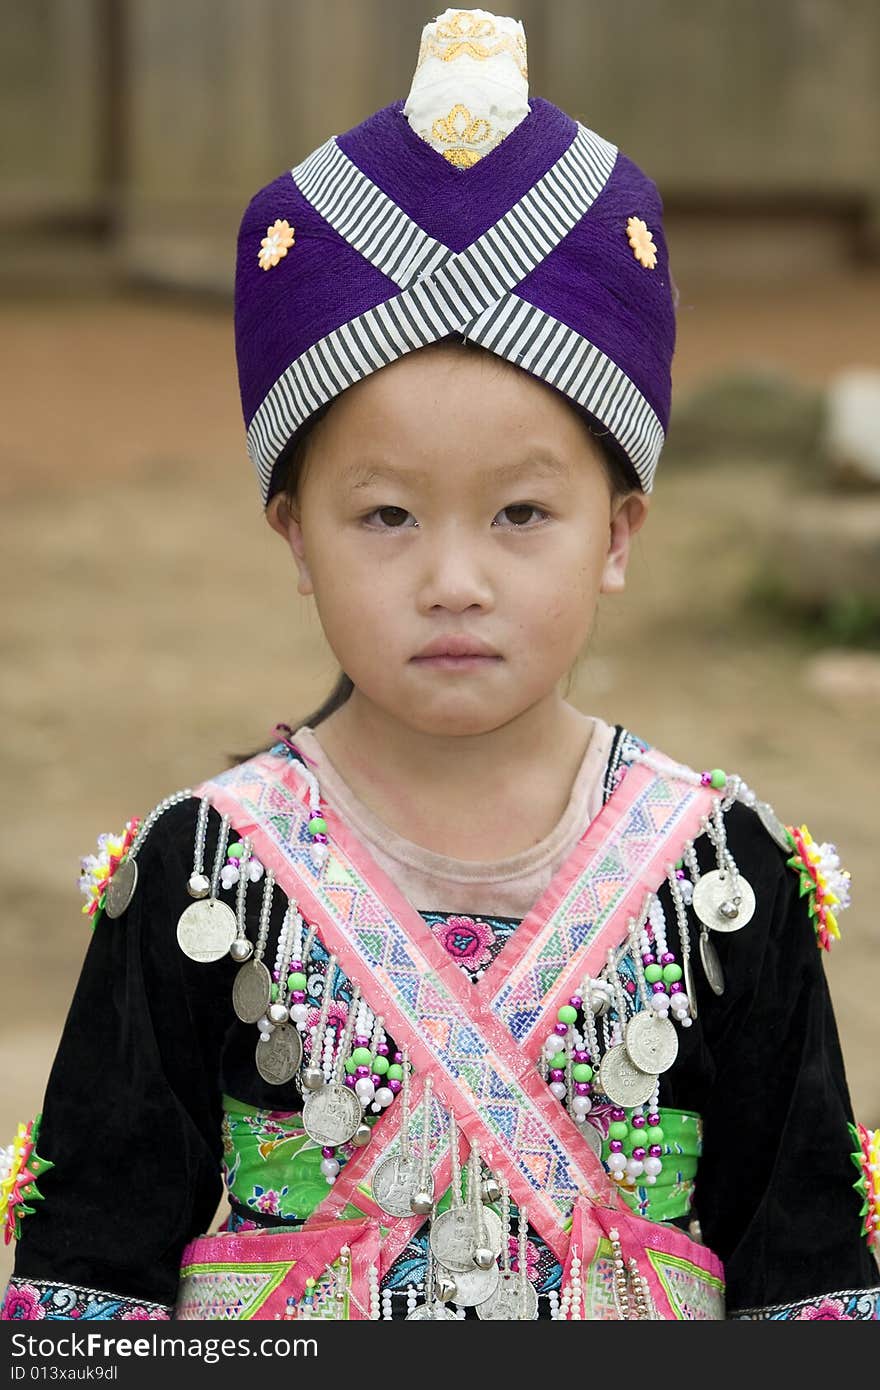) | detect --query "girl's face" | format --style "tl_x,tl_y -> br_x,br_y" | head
268,346 -> 649,738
